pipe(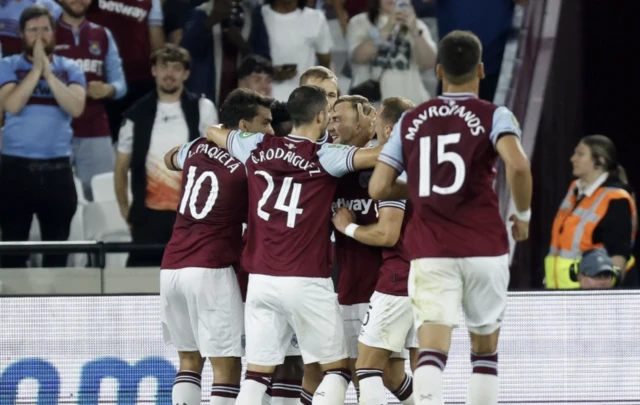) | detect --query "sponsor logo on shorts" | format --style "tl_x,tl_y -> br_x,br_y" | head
241,334 -> 246,349
291,334 -> 299,348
